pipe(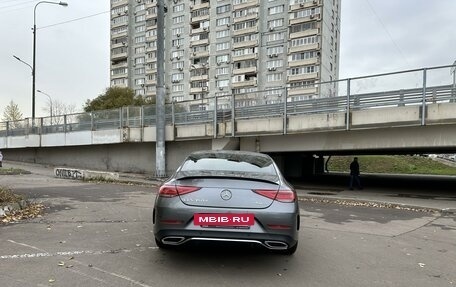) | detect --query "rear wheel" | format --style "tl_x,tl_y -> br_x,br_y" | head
155,237 -> 169,249
280,242 -> 298,255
